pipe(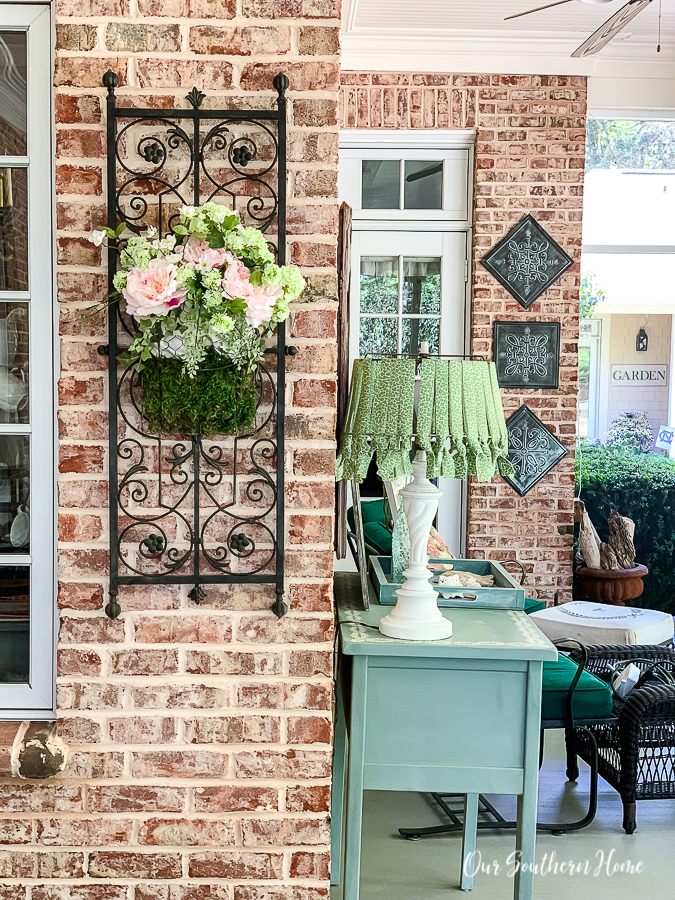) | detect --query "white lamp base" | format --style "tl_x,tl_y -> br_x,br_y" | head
379,583 -> 453,641
378,451 -> 453,642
